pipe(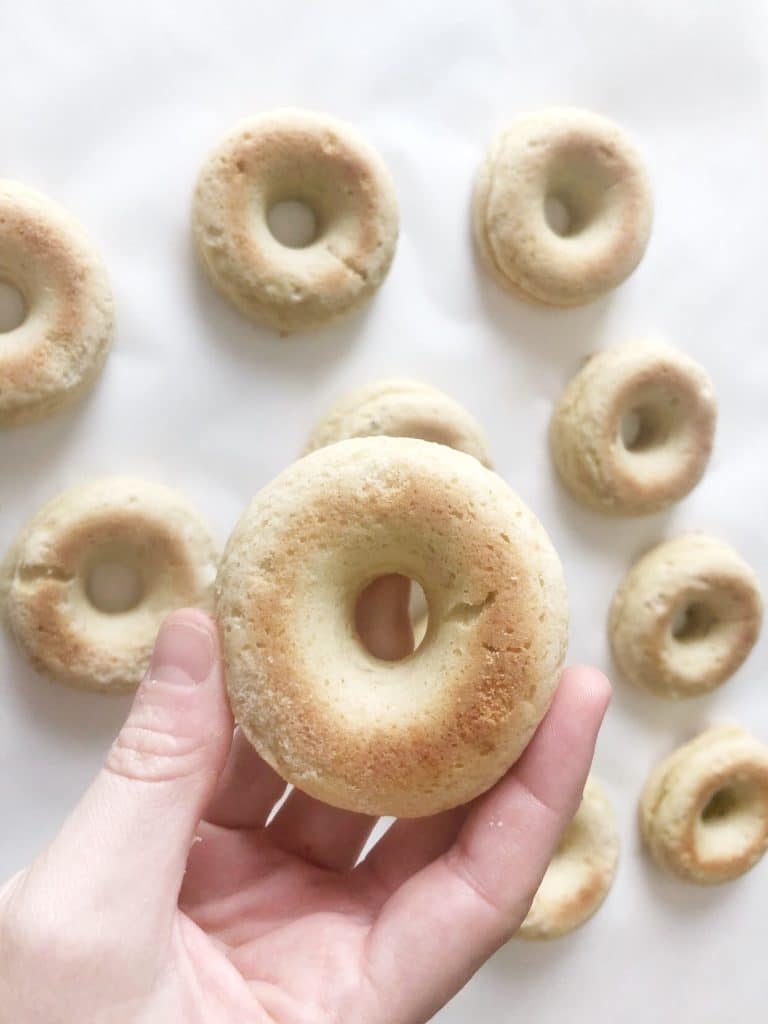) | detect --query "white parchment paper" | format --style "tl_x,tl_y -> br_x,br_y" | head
1,2 -> 767,1020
